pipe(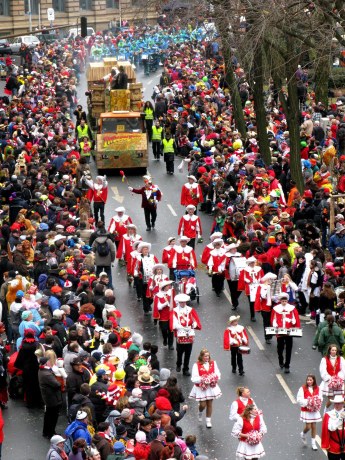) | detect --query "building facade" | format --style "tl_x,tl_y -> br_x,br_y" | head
0,0 -> 156,36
